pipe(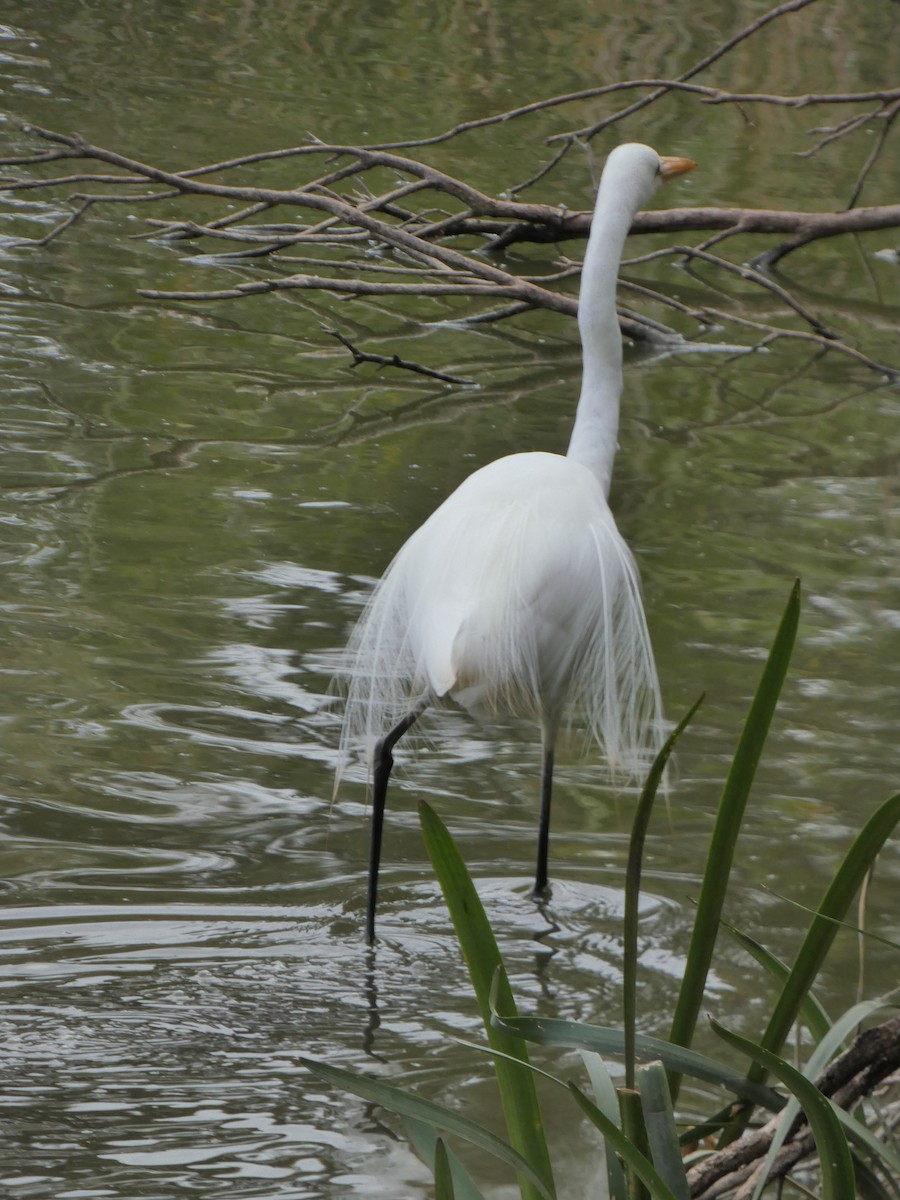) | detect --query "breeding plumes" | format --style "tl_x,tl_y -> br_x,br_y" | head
336,143 -> 696,944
